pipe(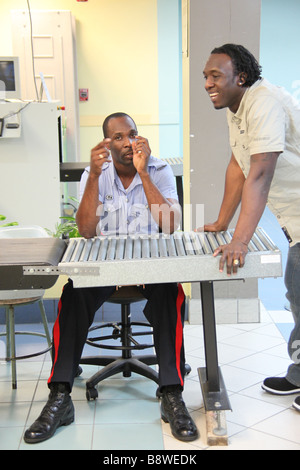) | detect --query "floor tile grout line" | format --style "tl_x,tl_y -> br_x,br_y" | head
230,405 -> 300,446
17,369 -> 42,450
